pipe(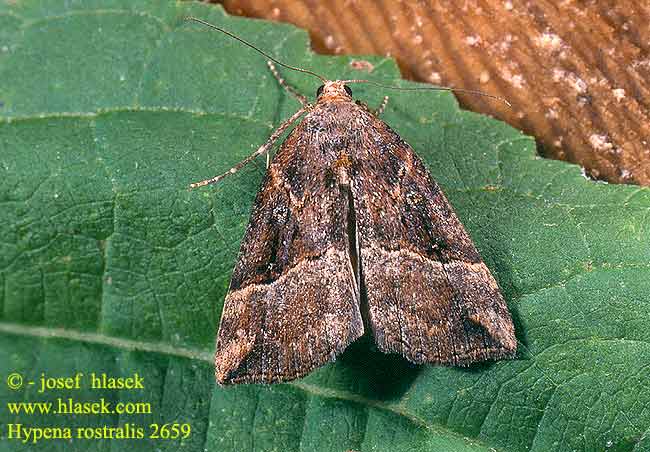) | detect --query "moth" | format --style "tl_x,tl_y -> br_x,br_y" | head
186,17 -> 517,385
